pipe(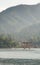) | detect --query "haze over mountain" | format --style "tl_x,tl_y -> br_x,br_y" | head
0,4 -> 40,41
